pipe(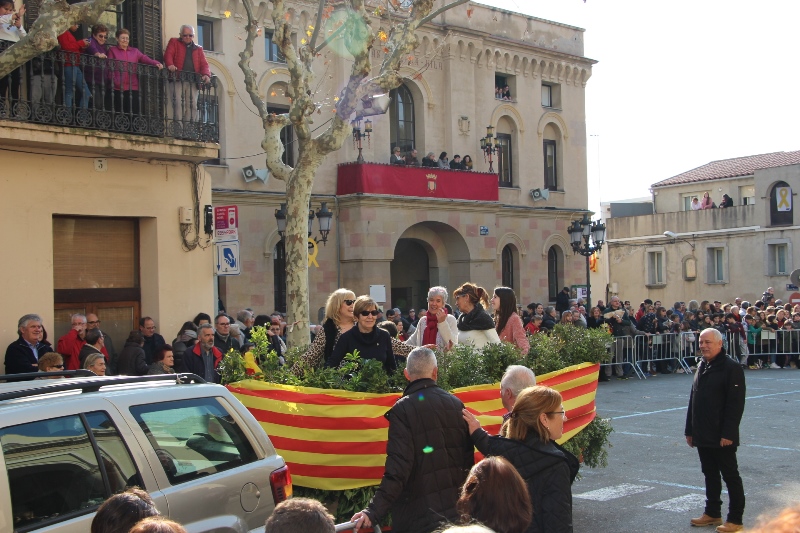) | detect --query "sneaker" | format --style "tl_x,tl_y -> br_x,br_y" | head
690,514 -> 723,527
716,522 -> 743,532
770,363 -> 781,369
